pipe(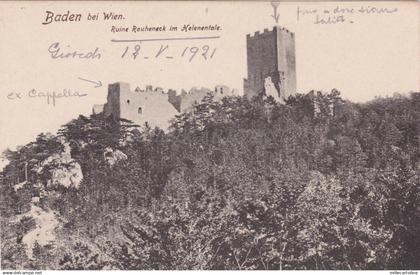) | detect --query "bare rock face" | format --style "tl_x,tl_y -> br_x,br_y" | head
20,203 -> 60,259
14,180 -> 28,192
264,76 -> 285,104
37,141 -> 83,189
48,162 -> 83,189
104,147 -> 128,166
